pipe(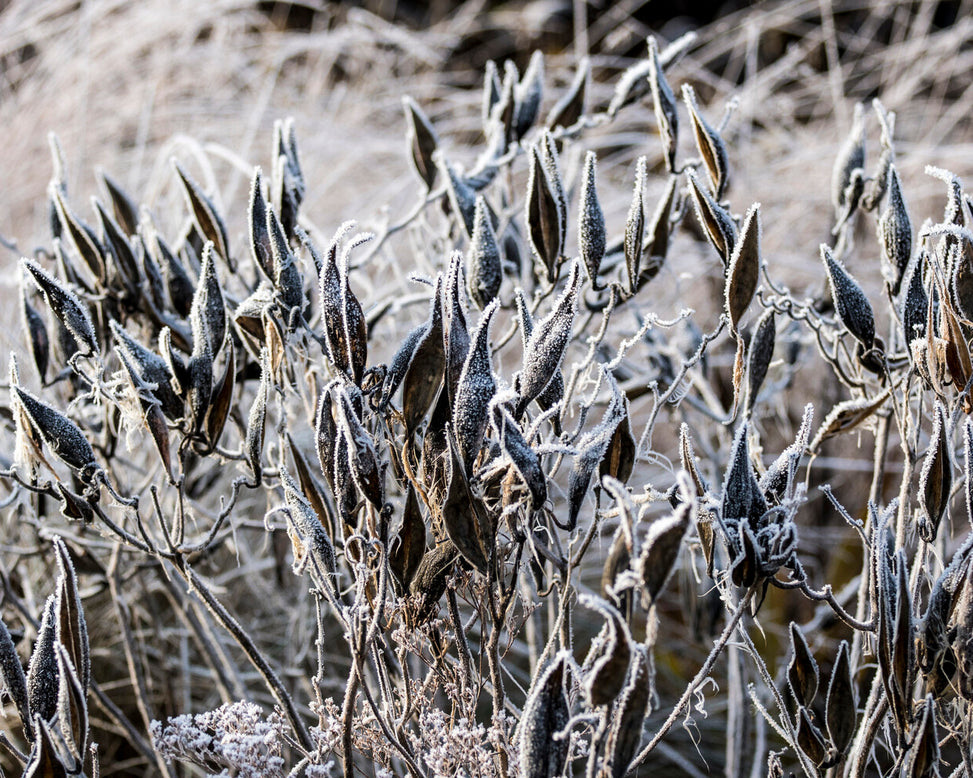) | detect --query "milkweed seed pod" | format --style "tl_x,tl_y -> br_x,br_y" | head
687,170 -> 736,267
578,151 -> 607,289
682,83 -> 729,199
546,56 -> 589,132
624,157 -> 646,295
821,244 -> 875,352
513,50 -> 544,140
272,117 -> 305,241
514,290 -> 564,433
525,139 -> 566,284
21,258 -> 99,360
725,204 -> 761,335
173,160 -> 230,265
787,622 -> 818,708
0,616 -> 31,742
580,594 -> 632,707
466,196 -> 502,309
453,299 -> 499,474
879,165 -> 913,295
249,168 -> 274,280
26,595 -> 59,725
918,403 -> 951,544
648,37 -> 678,173
13,387 -> 98,480
403,96 -> 439,191
50,186 -> 106,285
319,222 -> 370,385
825,641 -> 856,758
266,205 -> 304,317
831,103 -> 866,218
491,401 -> 546,511
519,652 -> 570,778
